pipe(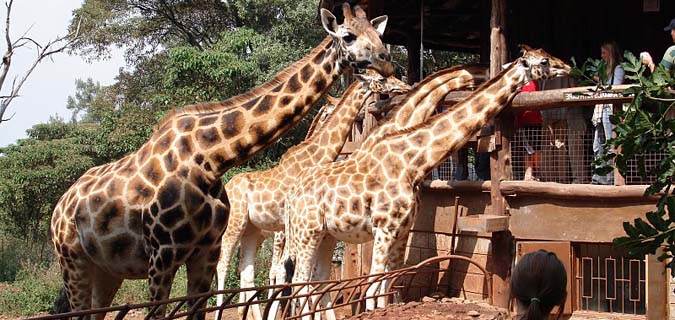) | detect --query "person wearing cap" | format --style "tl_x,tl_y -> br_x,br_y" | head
641,18 -> 675,73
